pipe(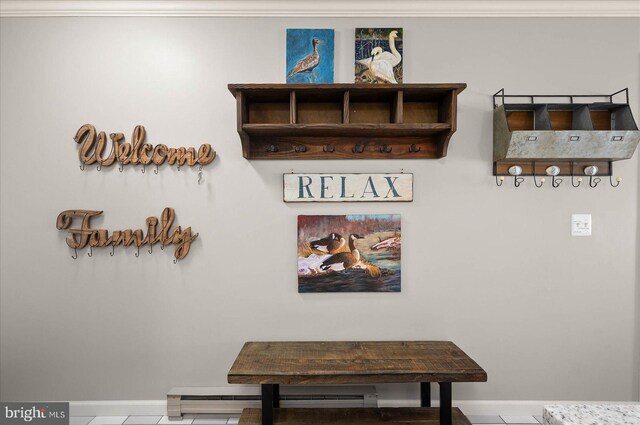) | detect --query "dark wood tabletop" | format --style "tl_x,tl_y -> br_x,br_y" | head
228,341 -> 487,385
